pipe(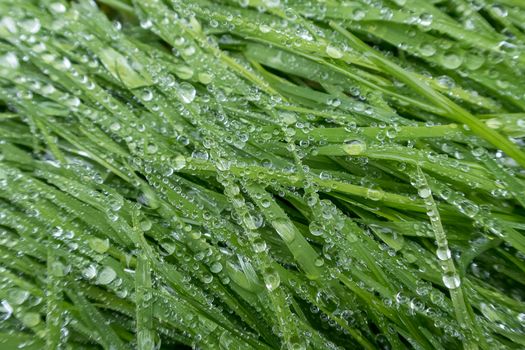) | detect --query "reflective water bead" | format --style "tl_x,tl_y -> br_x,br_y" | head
97,266 -> 117,285
20,18 -> 41,34
366,188 -> 384,201
88,237 -> 110,254
343,140 -> 366,155
83,265 -> 97,279
263,268 -> 280,291
178,82 -> 196,104
418,43 -> 436,57
419,13 -> 433,27
0,52 -> 19,69
141,89 -> 153,102
21,312 -> 41,327
272,218 -> 296,243
326,45 -> 344,59
210,262 -> 223,273
49,3 -> 67,14
263,0 -> 280,8
442,273 -> 461,289
173,155 -> 187,170
418,187 -> 431,199
436,247 -> 451,261
441,52 -> 463,69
